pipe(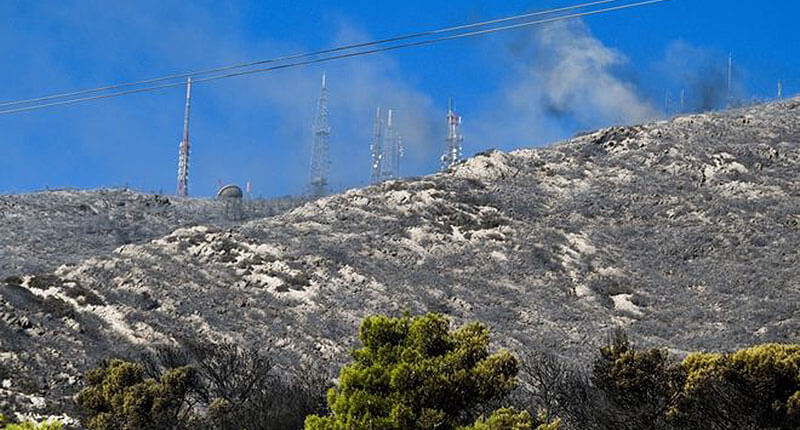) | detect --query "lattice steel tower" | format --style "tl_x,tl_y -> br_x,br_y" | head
176,77 -> 192,197
441,98 -> 463,171
308,73 -> 330,197
380,109 -> 403,181
370,107 -> 384,184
